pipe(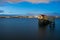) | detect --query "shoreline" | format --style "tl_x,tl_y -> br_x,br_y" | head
0,16 -> 60,19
